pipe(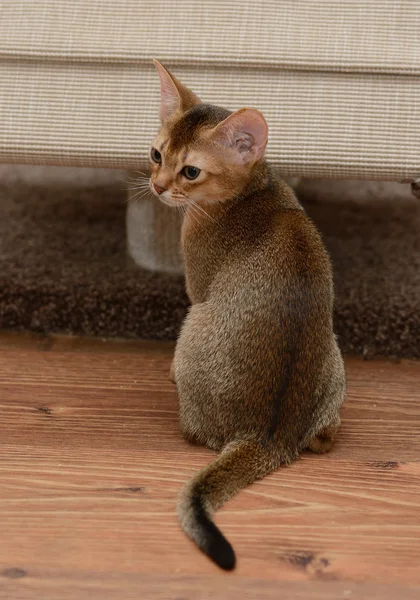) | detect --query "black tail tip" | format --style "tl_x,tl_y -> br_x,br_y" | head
207,536 -> 236,571
187,493 -> 236,570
